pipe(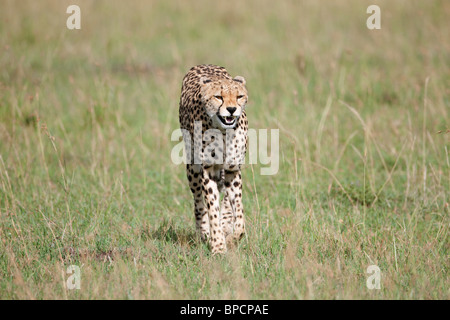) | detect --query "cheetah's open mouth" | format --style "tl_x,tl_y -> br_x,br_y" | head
217,115 -> 237,126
